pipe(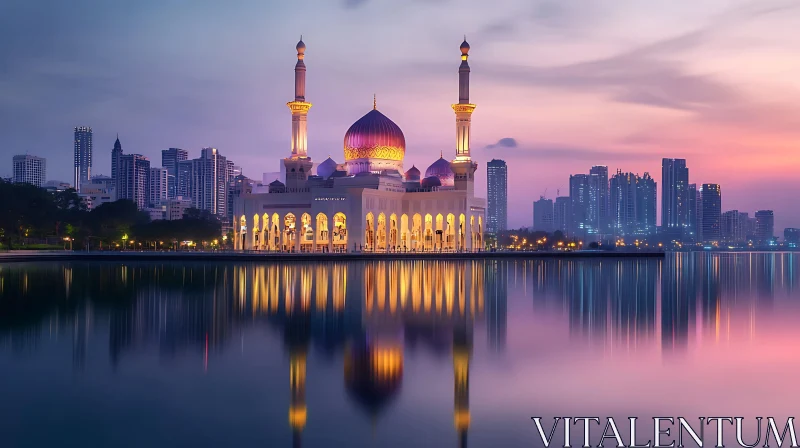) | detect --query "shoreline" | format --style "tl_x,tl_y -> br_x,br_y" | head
0,250 -> 665,263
